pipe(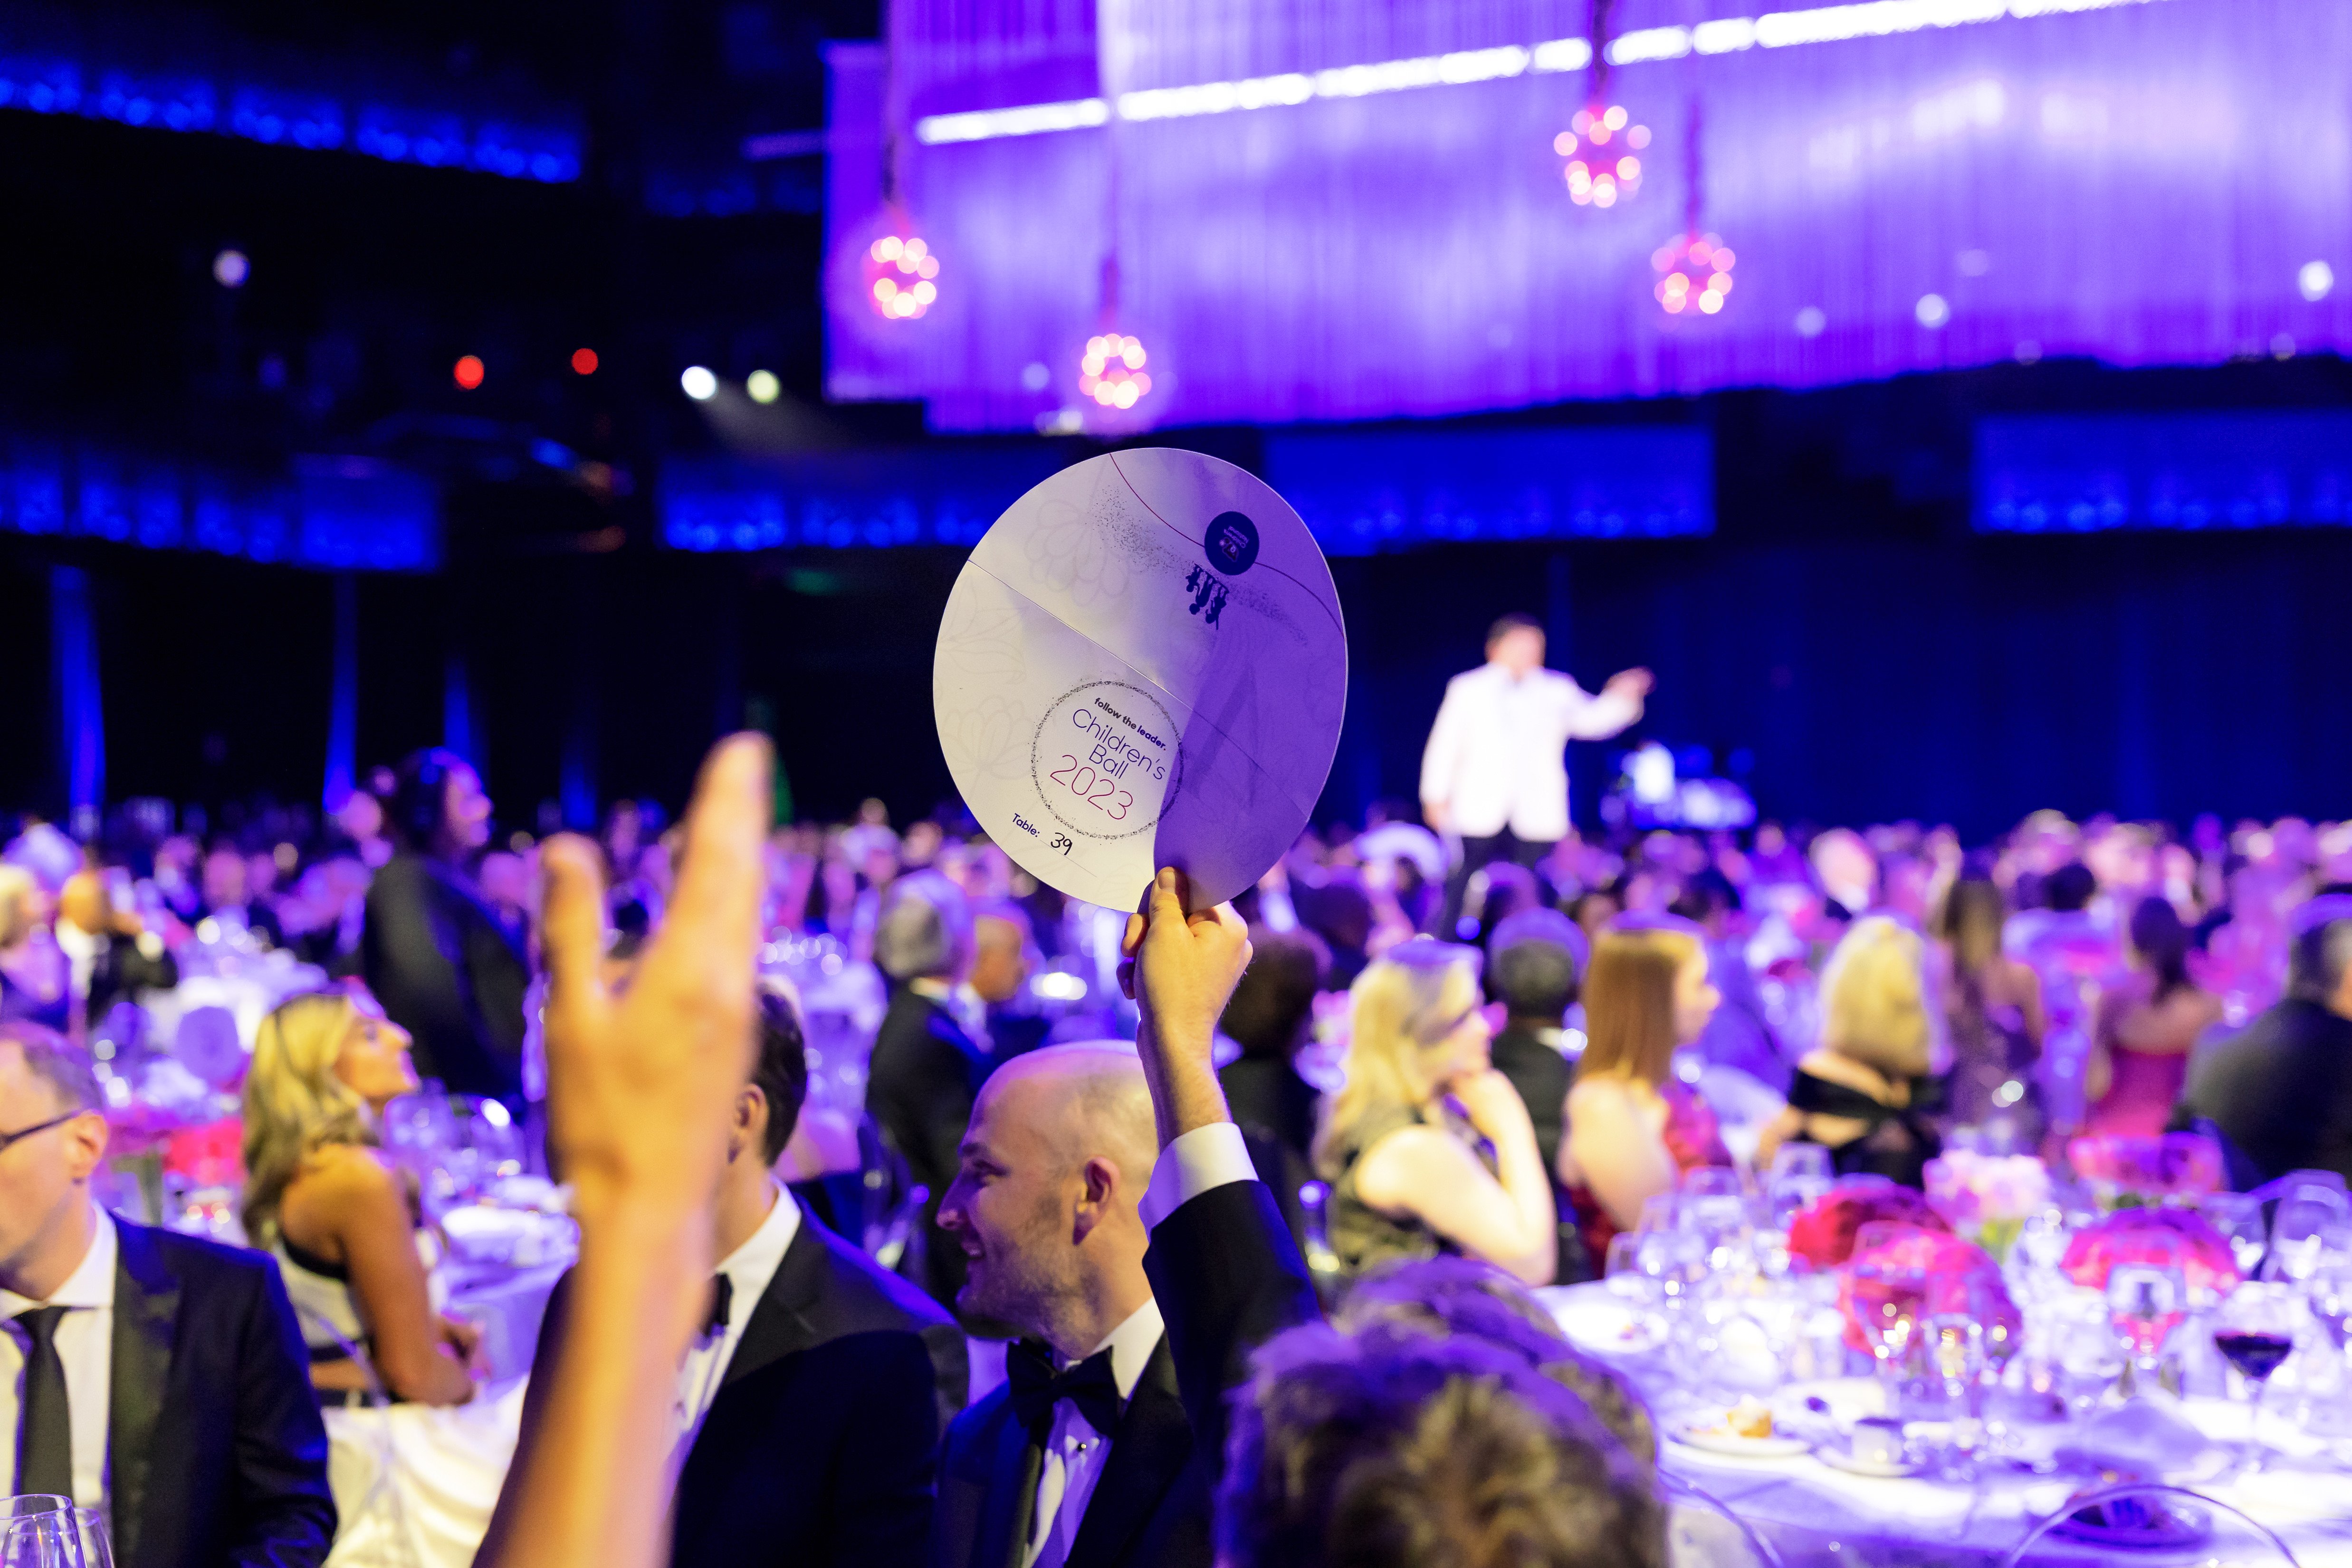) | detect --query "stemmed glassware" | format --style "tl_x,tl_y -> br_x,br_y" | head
2210,1281 -> 2302,1472
0,1496 -> 81,1568
1849,1222 -> 1930,1414
2263,1183 -> 2351,1286
2197,1192 -> 2270,1281
2106,1236 -> 2187,1392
